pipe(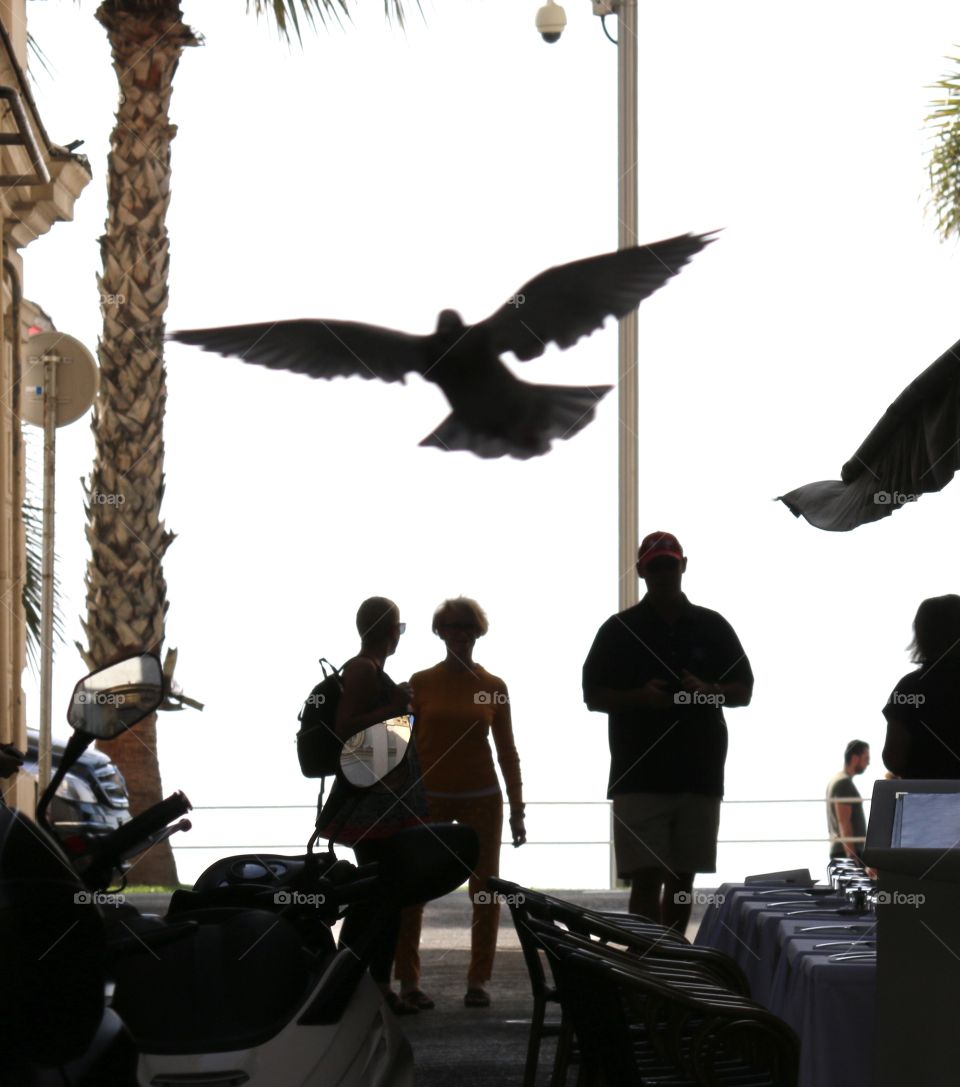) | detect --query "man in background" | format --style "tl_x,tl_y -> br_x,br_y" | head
582,531 -> 753,932
827,740 -> 870,862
